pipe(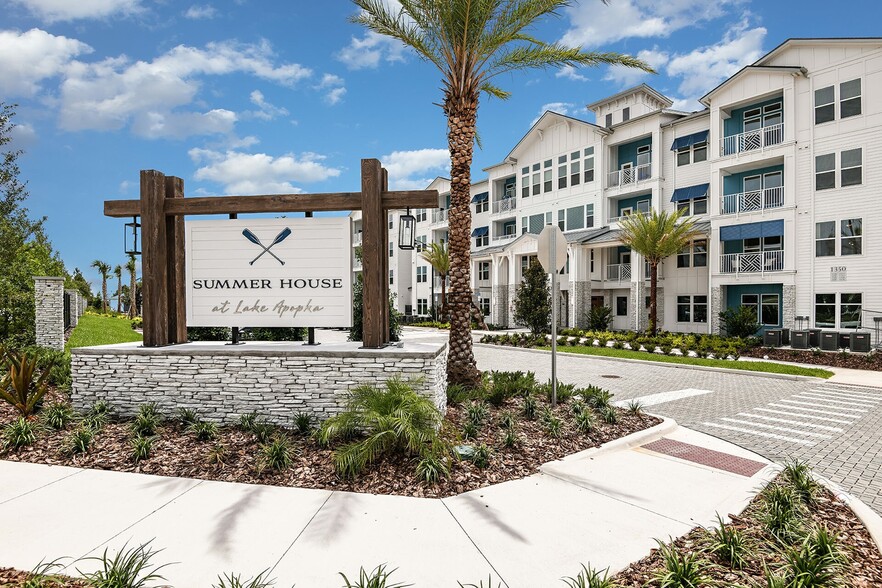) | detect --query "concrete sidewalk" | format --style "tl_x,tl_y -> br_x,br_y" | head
0,422 -> 784,587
